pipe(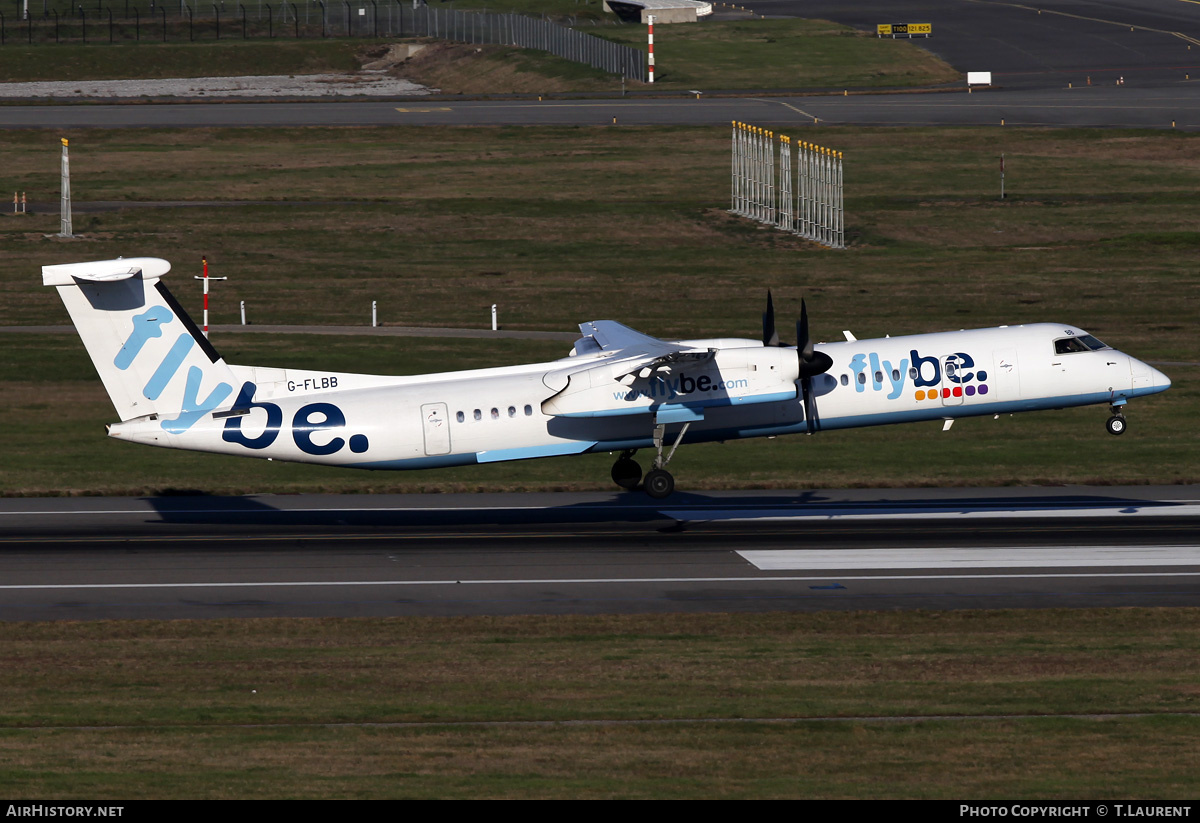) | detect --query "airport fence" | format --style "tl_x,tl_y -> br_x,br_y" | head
0,1 -> 646,81
730,121 -> 844,249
